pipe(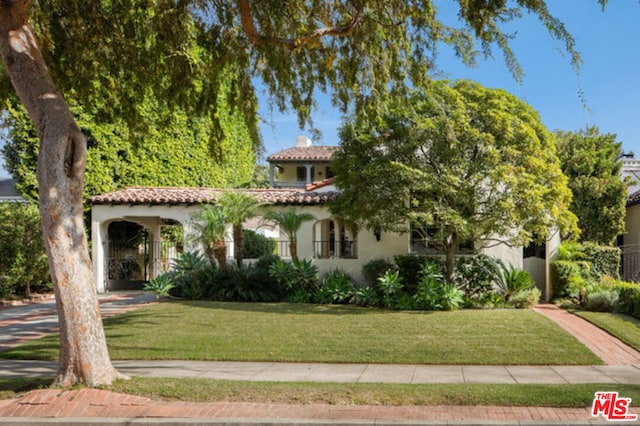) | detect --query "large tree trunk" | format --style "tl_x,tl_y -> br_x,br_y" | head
0,0 -> 126,387
233,224 -> 244,266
